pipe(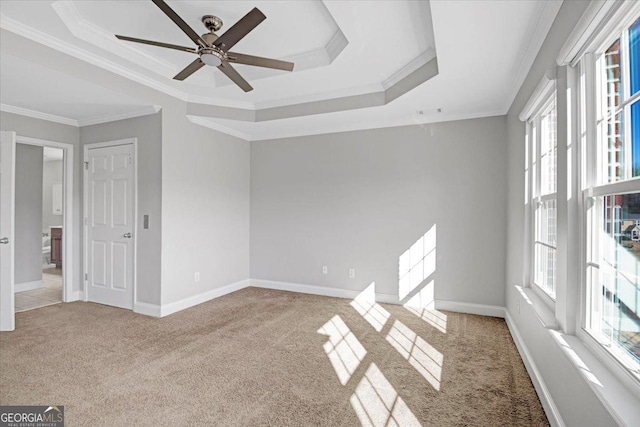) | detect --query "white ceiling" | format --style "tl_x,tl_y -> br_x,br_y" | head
0,0 -> 562,140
